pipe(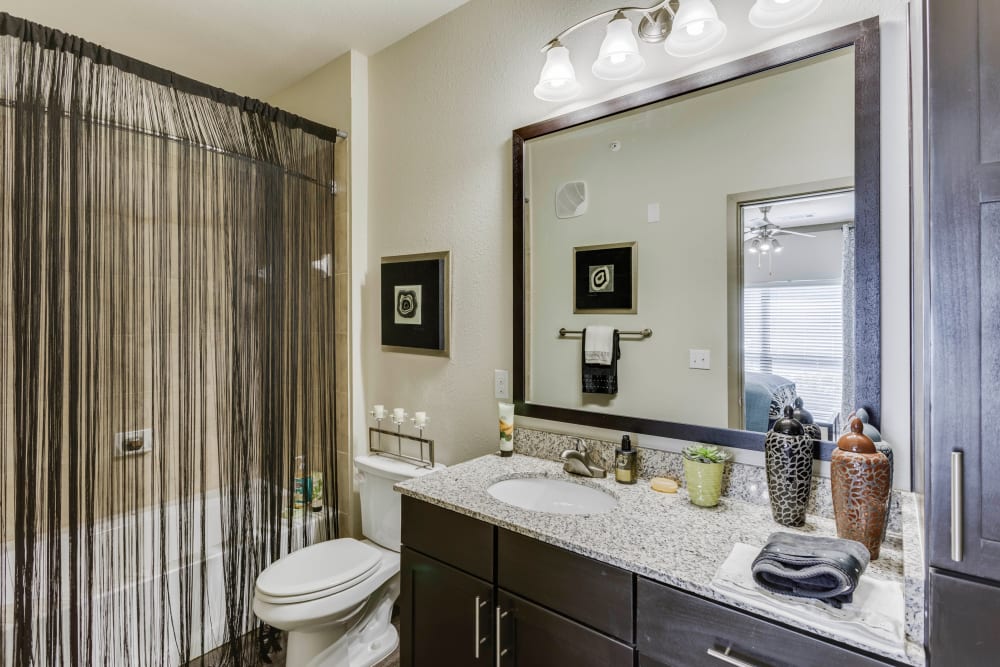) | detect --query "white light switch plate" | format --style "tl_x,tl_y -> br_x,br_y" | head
689,349 -> 711,370
647,202 -> 660,223
494,369 -> 510,399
